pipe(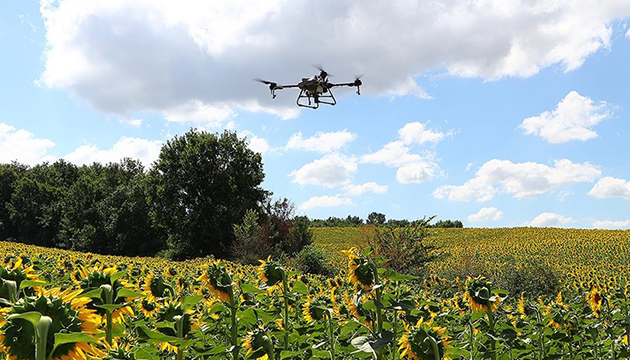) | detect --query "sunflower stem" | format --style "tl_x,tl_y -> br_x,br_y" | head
371,262 -> 385,360
175,315 -> 184,360
229,286 -> 239,360
36,316 -> 52,360
486,306 -> 496,360
326,310 -> 336,360
282,271 -> 290,351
